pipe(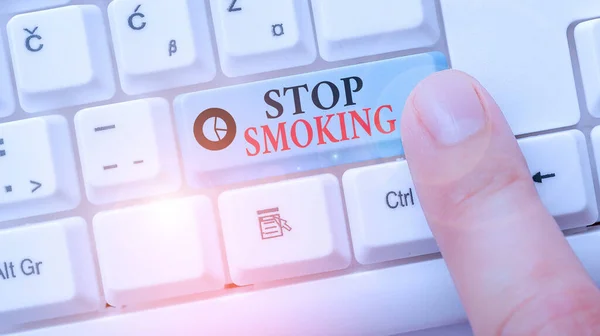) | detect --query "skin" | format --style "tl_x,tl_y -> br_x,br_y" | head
400,70 -> 600,335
